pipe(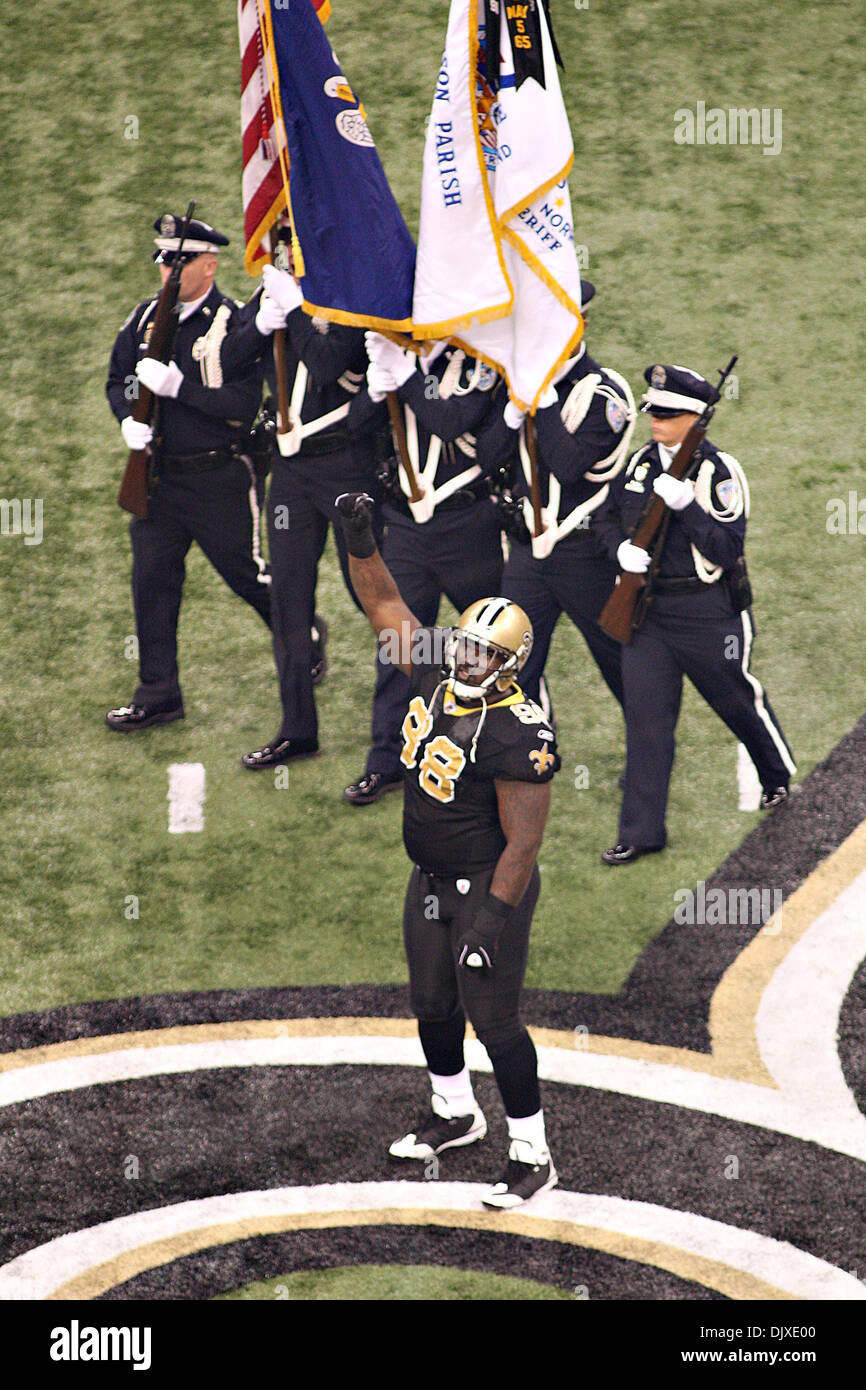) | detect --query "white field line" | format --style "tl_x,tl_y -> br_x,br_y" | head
0,1183 -> 862,1302
737,742 -> 762,811
167,763 -> 206,834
